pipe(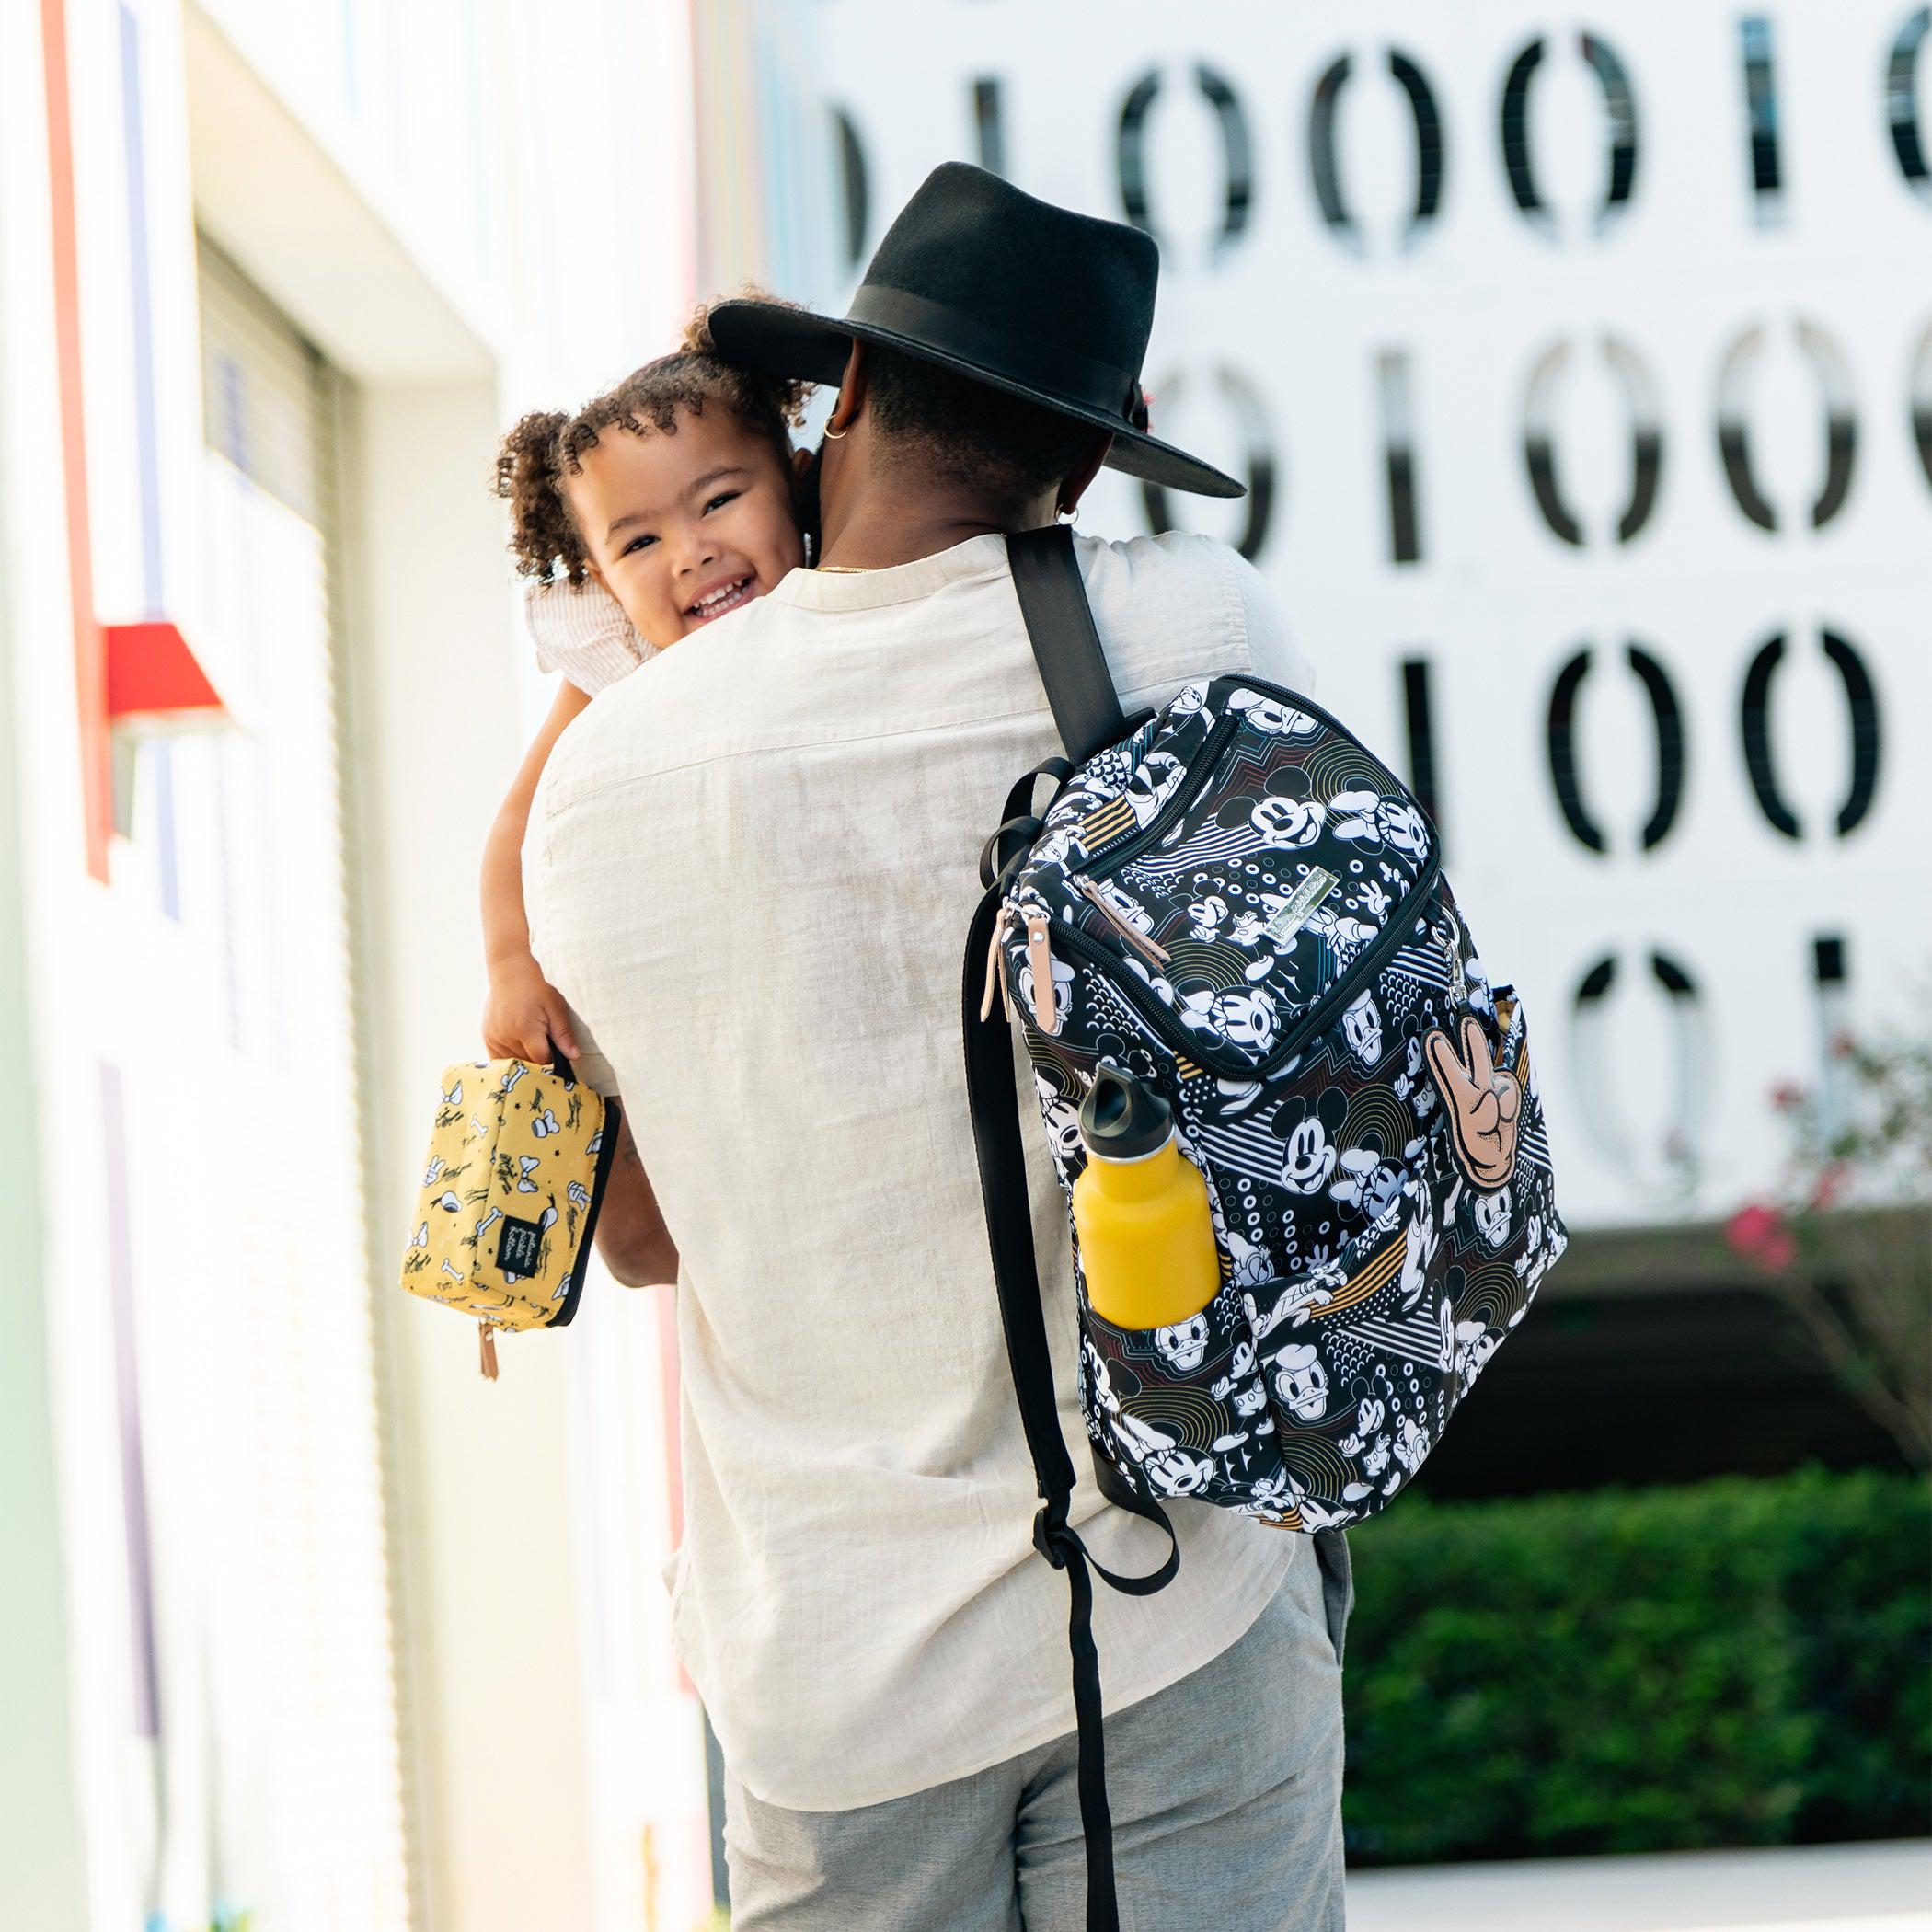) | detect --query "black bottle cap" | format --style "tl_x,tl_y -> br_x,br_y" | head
1078,1064 -> 1174,1162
